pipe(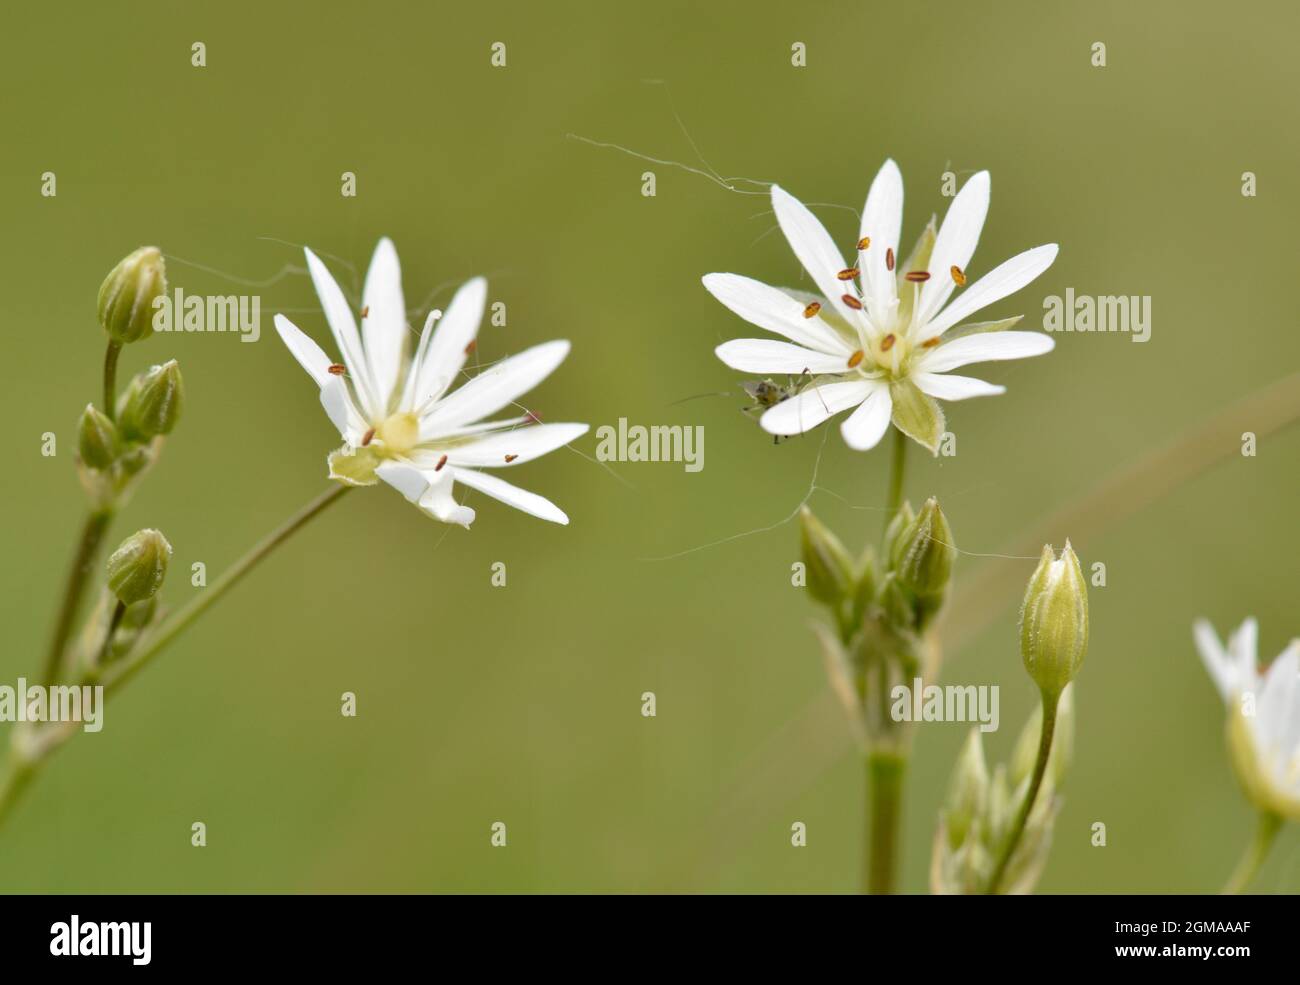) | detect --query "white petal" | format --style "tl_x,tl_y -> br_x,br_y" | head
914,372 -> 1006,401
377,461 -> 475,527
1258,644 -> 1299,749
859,159 -> 903,314
419,340 -> 570,437
759,379 -> 873,436
701,273 -> 848,354
770,185 -> 865,328
916,331 -> 1055,373
304,247 -> 380,418
916,171 -> 989,326
408,276 -> 487,409
1193,619 -> 1236,703
1229,617 -> 1260,693
360,238 -> 407,412
839,384 -> 892,450
419,422 -> 588,467
274,314 -> 333,387
923,244 -> 1059,339
452,467 -> 569,524
319,377 -> 367,443
715,339 -> 852,375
